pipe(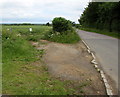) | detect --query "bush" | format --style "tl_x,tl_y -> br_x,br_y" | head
42,29 -> 80,44
52,17 -> 72,34
43,17 -> 81,44
46,22 -> 50,26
